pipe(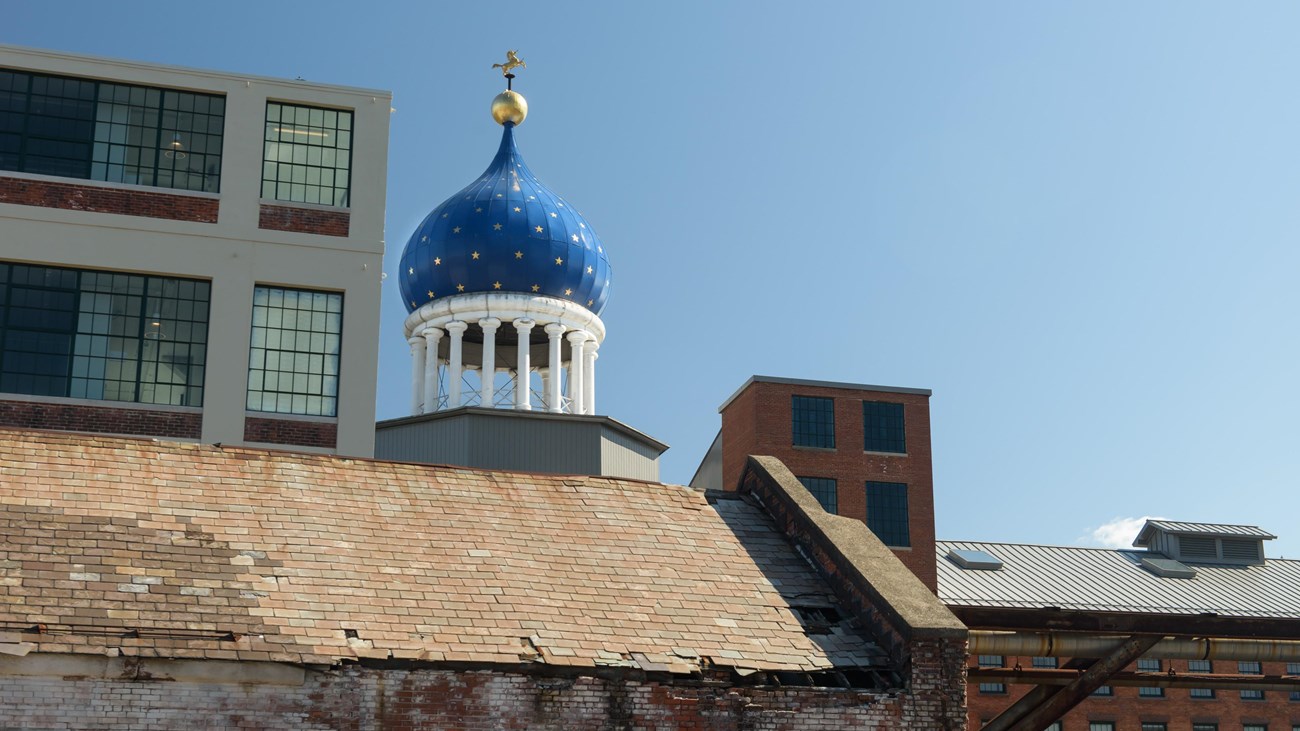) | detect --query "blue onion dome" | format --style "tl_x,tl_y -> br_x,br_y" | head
398,123 -> 612,315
